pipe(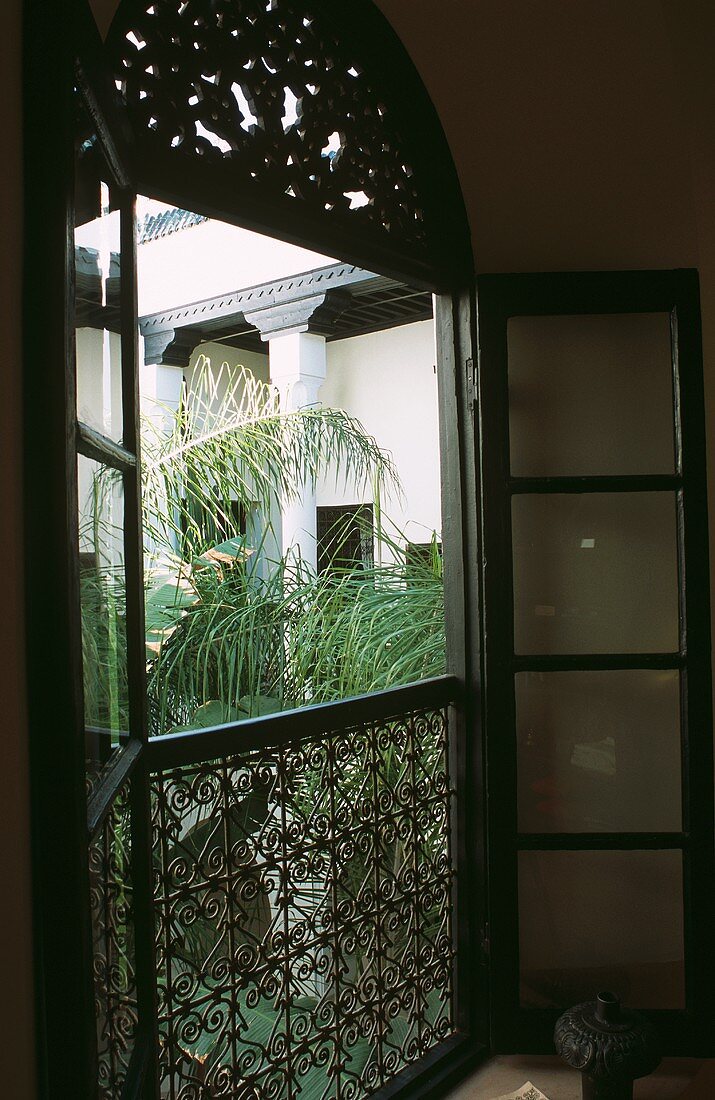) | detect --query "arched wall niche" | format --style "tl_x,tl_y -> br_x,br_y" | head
105,0 -> 472,289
